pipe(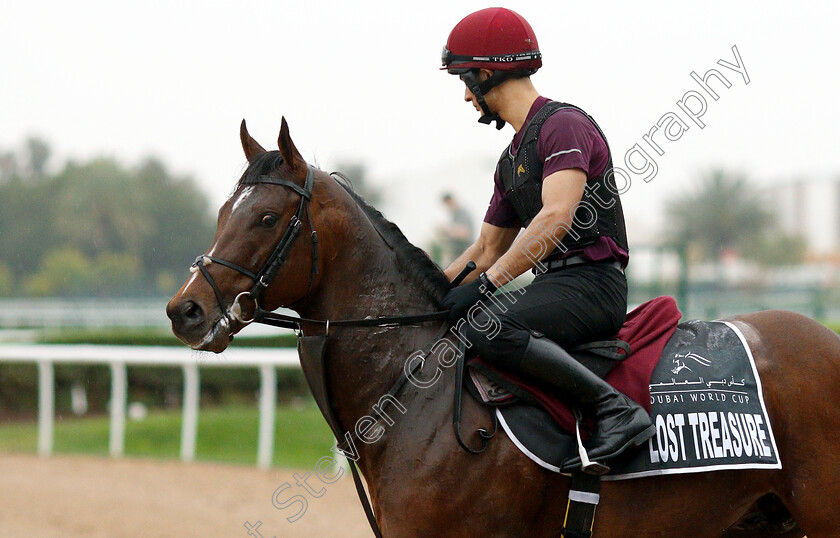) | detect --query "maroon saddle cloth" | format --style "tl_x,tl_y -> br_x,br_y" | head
468,296 -> 683,435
